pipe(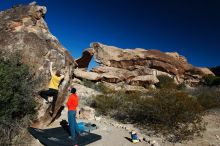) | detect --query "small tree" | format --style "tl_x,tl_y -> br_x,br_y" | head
0,54 -> 36,144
